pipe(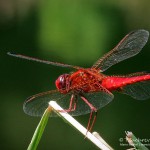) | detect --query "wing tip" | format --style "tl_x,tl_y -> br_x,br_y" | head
23,95 -> 37,116
132,29 -> 149,39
